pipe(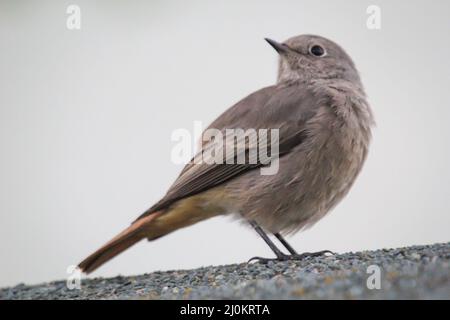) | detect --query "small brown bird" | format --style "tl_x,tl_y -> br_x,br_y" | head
78,34 -> 374,273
